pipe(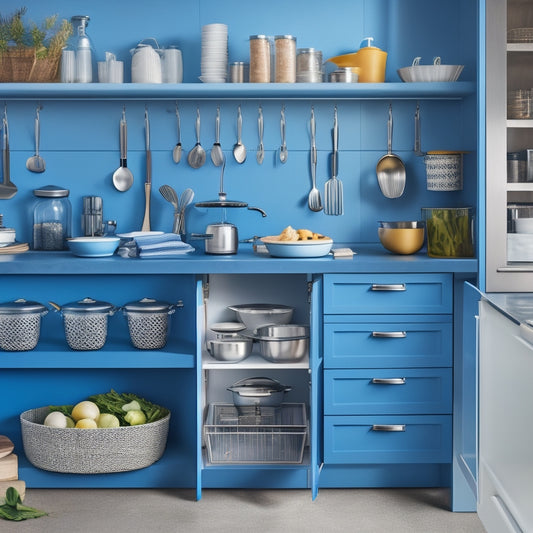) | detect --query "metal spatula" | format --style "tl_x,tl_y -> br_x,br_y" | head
324,106 -> 343,215
0,113 -> 17,200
